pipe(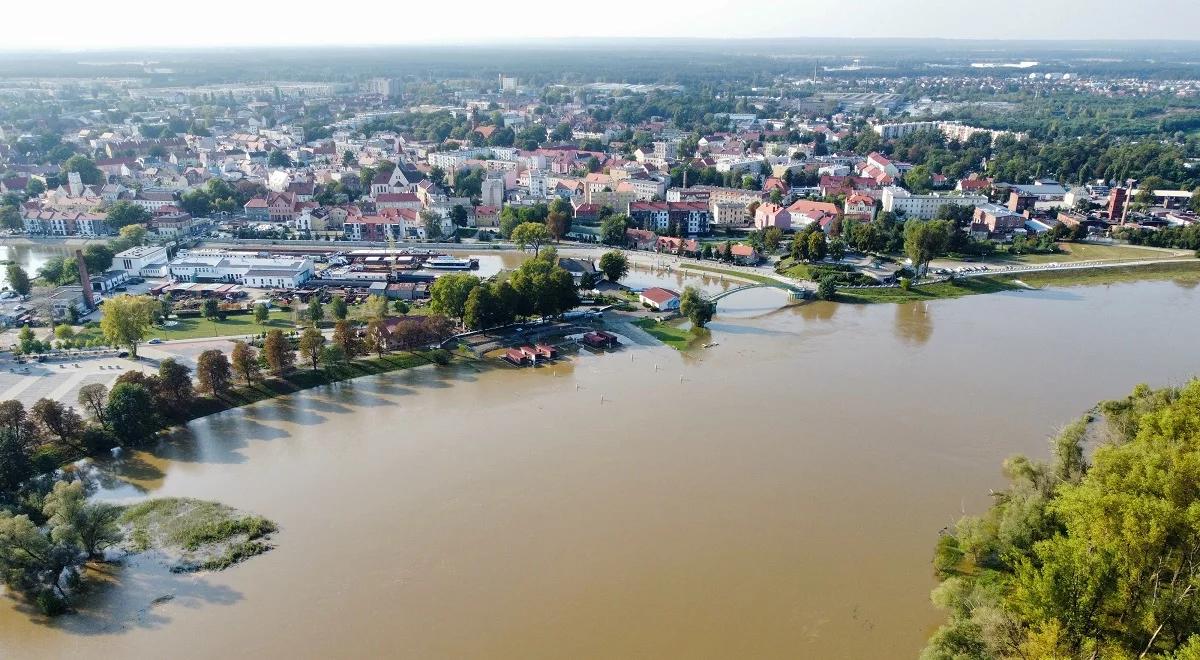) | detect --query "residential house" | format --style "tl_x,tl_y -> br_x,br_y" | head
754,203 -> 791,230
639,287 -> 680,311
625,228 -> 657,250
730,244 -> 761,265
